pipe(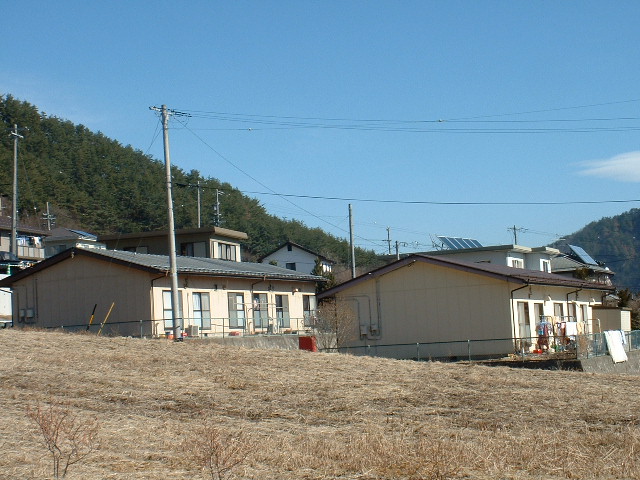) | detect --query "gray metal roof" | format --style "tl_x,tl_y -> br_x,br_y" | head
0,247 -> 325,287
92,248 -> 324,280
